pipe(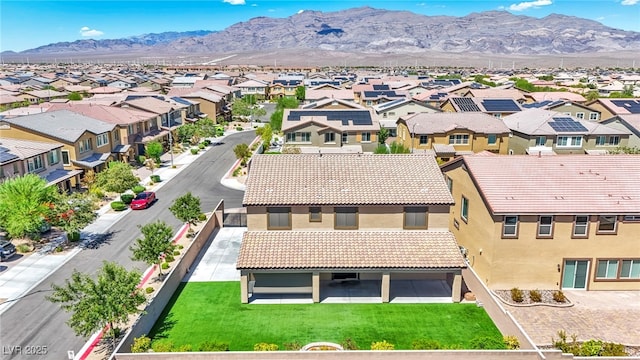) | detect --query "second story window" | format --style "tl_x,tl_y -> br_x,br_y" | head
419,135 -> 428,145
96,133 -> 109,147
589,113 -> 599,121
47,149 -> 59,165
404,207 -> 428,229
573,215 -> 589,237
267,207 -> 291,230
502,215 -> 519,238
487,134 -> 497,145
309,207 -> 321,222
449,134 -> 469,145
324,132 -> 336,143
537,216 -> 554,238
79,139 -> 93,153
335,207 -> 358,229
27,155 -> 44,173
575,112 -> 585,119
461,196 -> 469,222
597,215 -> 617,234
